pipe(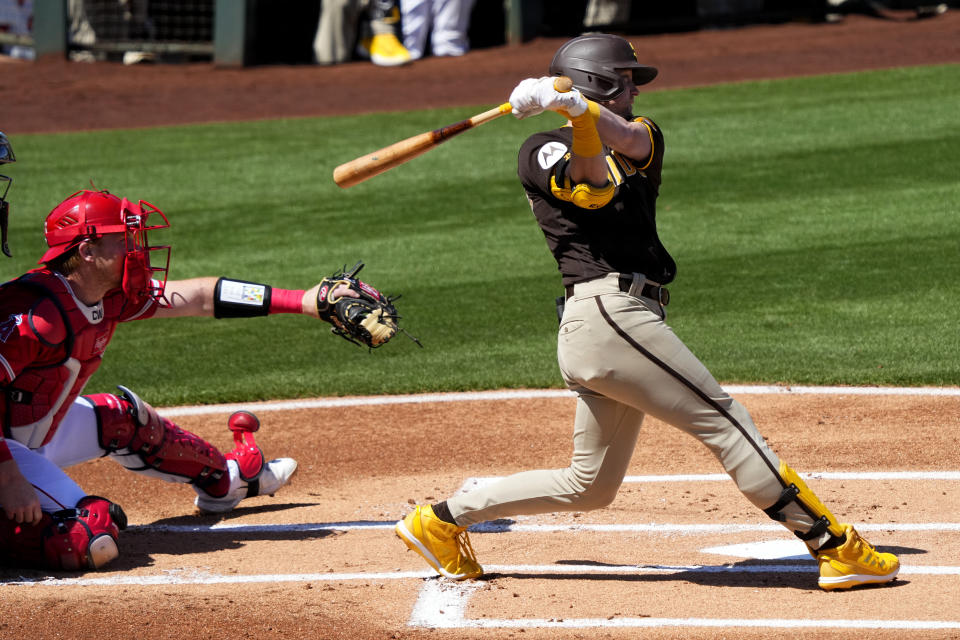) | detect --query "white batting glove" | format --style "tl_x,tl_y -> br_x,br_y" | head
509,76 -> 588,119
